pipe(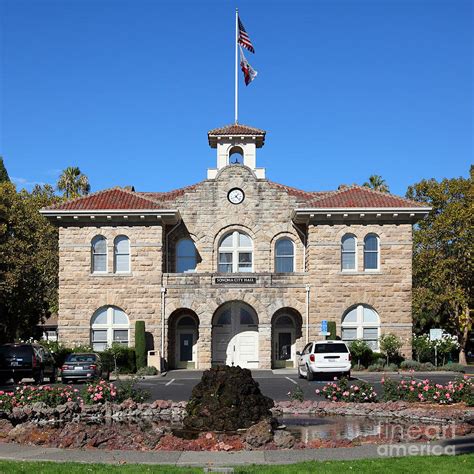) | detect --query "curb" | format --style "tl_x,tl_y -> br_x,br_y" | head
0,436 -> 472,466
